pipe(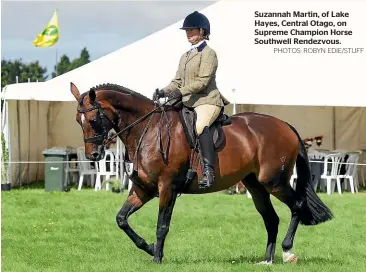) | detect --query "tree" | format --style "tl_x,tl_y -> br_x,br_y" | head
1,59 -> 47,89
52,55 -> 71,78
21,61 -> 48,83
52,47 -> 90,78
